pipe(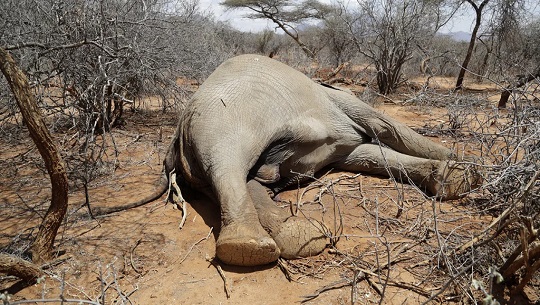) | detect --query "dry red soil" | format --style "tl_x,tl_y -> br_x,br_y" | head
1,83 -> 538,304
